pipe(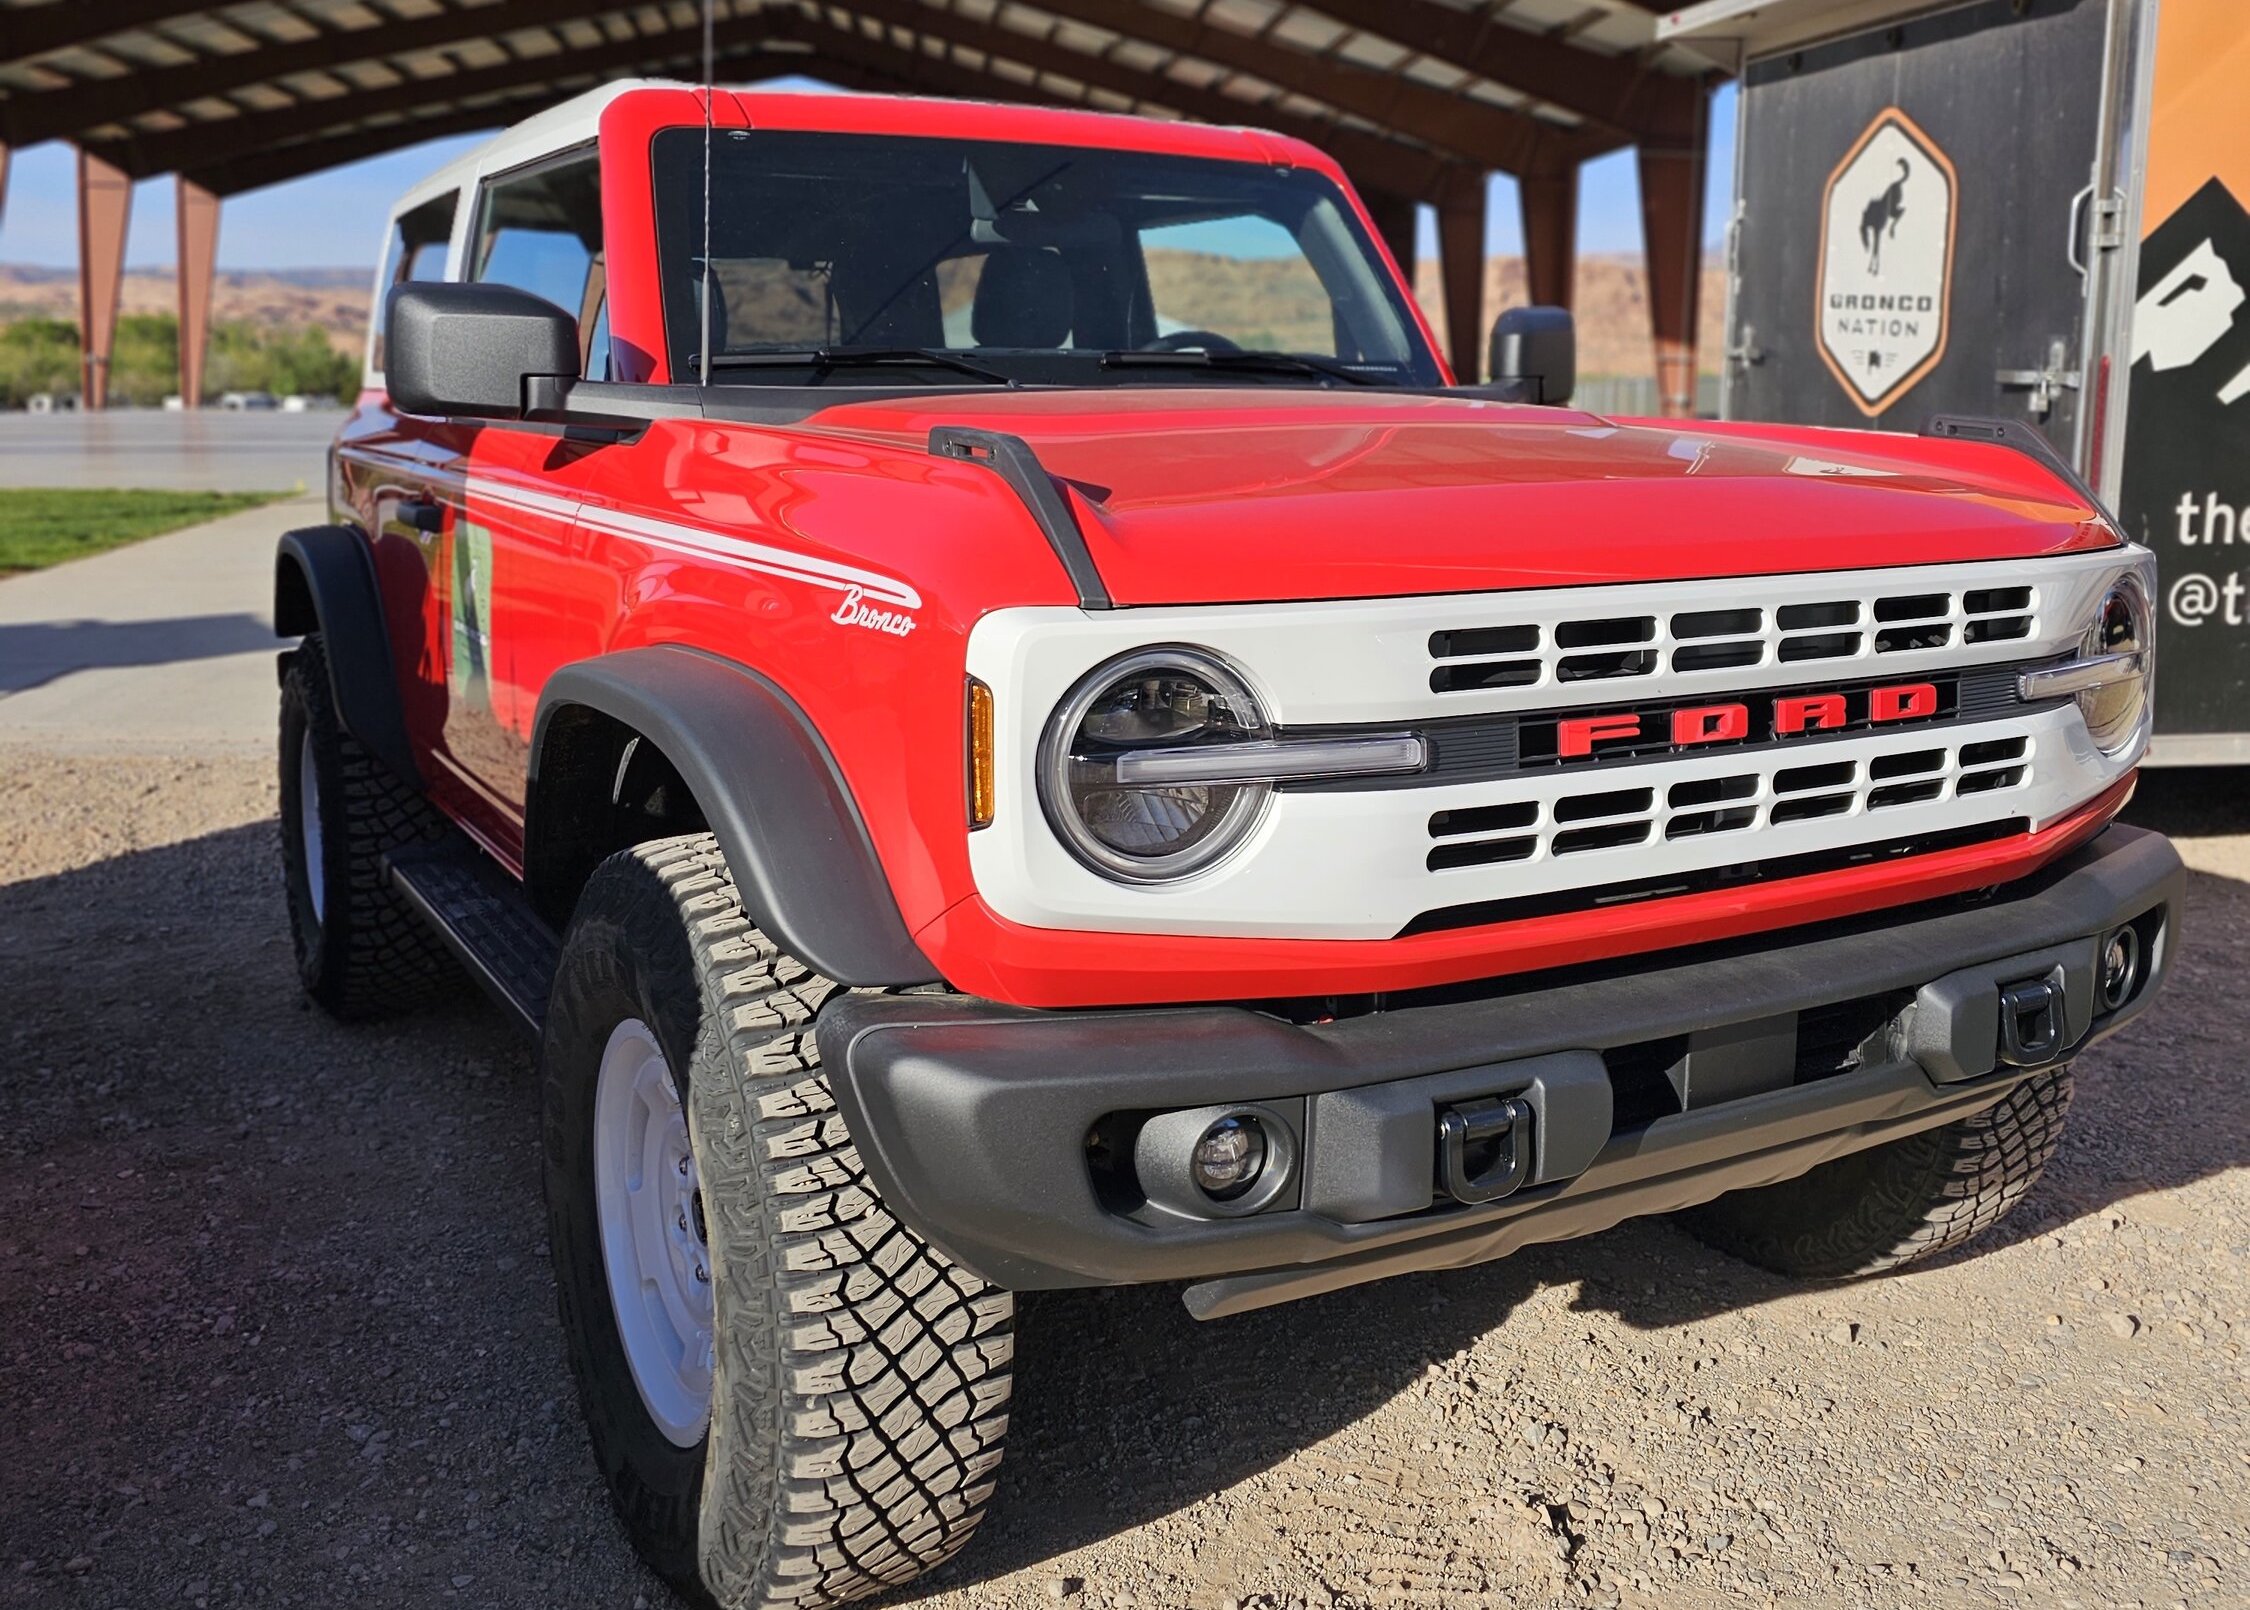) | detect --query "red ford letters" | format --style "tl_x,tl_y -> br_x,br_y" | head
1556,682 -> 1940,758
